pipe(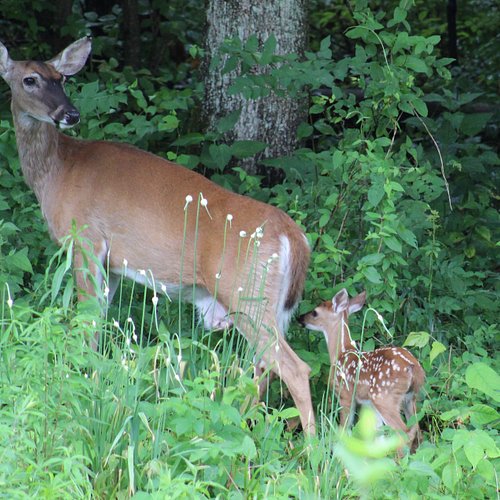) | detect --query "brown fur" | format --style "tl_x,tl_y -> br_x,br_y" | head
300,289 -> 425,450
0,37 -> 315,434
